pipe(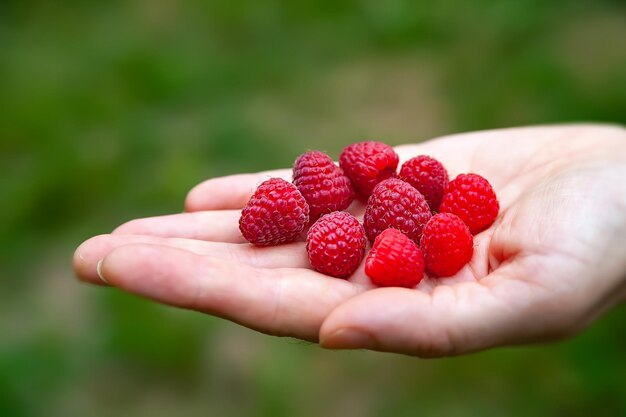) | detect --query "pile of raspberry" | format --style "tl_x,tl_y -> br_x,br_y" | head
238,141 -> 499,287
